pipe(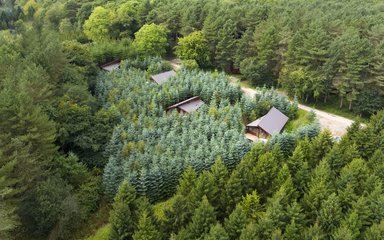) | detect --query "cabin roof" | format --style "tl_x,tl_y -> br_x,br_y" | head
166,96 -> 204,113
100,59 -> 121,71
246,107 -> 289,135
151,70 -> 176,85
